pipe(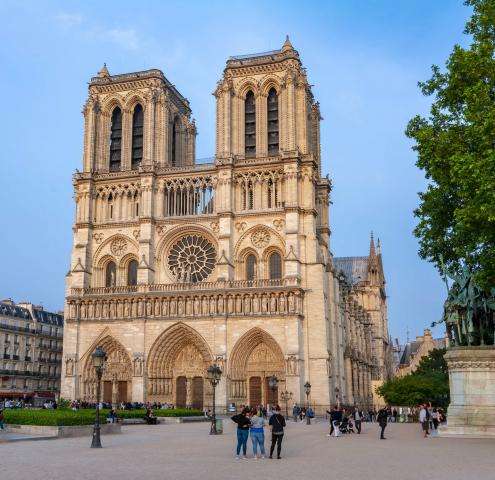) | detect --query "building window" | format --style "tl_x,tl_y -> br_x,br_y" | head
245,91 -> 256,157
267,88 -> 279,155
127,259 -> 138,286
109,107 -> 122,171
268,252 -> 282,280
131,104 -> 144,169
105,261 -> 117,287
246,254 -> 257,281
